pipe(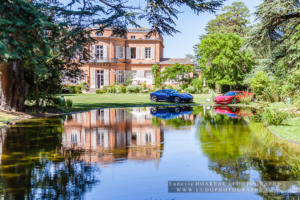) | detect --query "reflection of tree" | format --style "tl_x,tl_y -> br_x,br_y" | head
164,117 -> 193,129
198,110 -> 300,197
0,118 -> 99,199
199,113 -> 252,181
